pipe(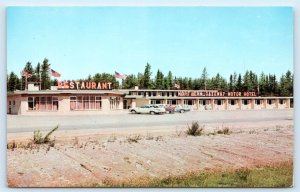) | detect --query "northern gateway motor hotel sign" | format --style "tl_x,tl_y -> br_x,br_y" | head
178,91 -> 257,97
57,81 -> 112,90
